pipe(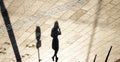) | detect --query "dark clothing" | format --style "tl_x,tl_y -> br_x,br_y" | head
51,21 -> 61,62
51,28 -> 61,50
52,37 -> 59,50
